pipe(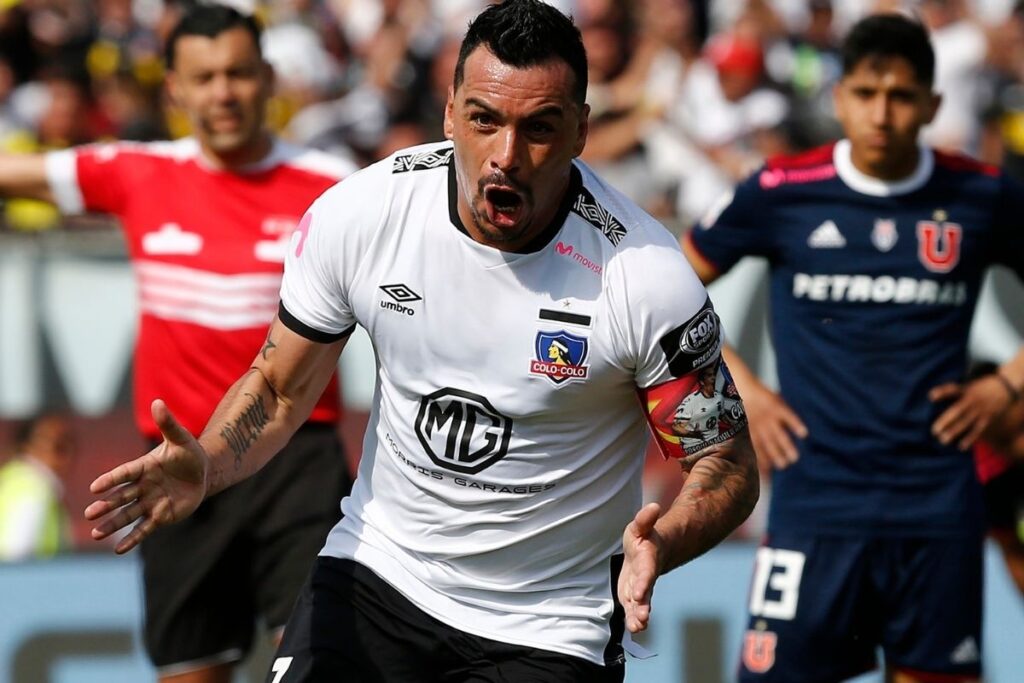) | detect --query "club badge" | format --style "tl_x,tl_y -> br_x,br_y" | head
530,330 -> 590,386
